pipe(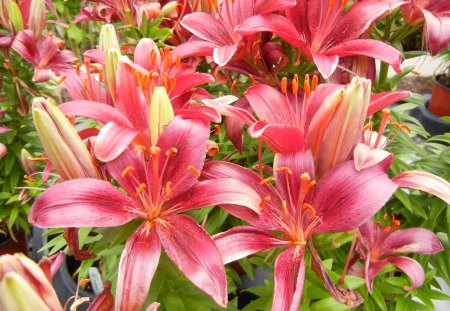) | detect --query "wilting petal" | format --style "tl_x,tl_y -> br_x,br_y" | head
386,256 -> 425,290
87,281 -> 114,311
383,228 -> 443,255
248,122 -> 304,153
392,170 -> 450,205
116,224 -> 161,311
213,44 -> 238,66
325,39 -> 403,74
313,161 -> 398,233
94,122 -> 141,162
181,12 -> 234,46
29,179 -> 139,228
156,117 -> 210,197
312,53 -> 339,79
367,91 -> 411,116
273,246 -> 305,311
156,215 -> 227,307
213,226 -> 283,264
245,84 -> 296,125
59,101 -> 132,127
165,178 -> 261,216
